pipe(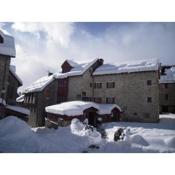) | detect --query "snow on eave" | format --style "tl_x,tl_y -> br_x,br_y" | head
0,30 -> 16,58
93,59 -> 160,76
16,94 -> 25,103
6,104 -> 30,116
9,66 -> 23,85
24,74 -> 55,94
